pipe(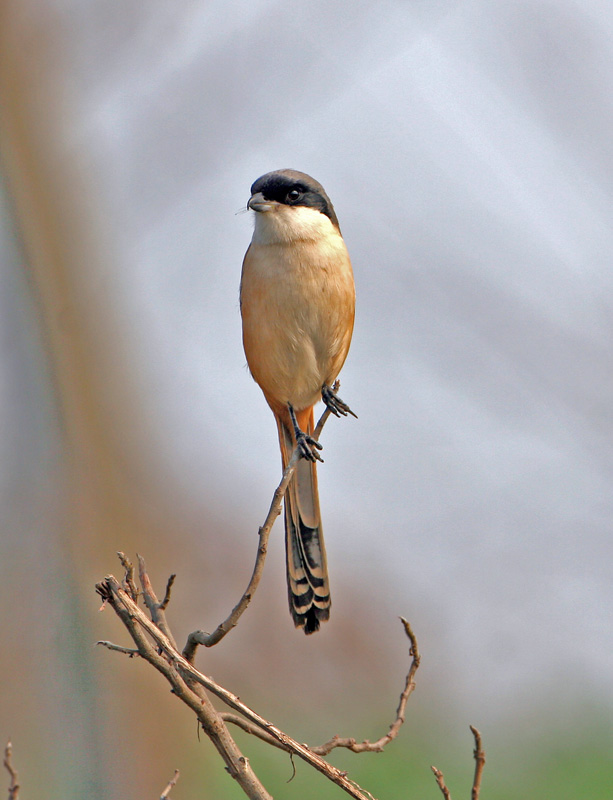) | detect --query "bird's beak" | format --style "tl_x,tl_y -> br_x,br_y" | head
247,192 -> 275,212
